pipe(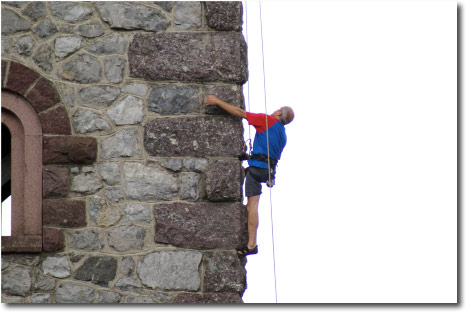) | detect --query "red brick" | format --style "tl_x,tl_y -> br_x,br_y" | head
43,166 -> 70,198
5,61 -> 40,95
43,199 -> 86,227
39,106 -> 71,135
43,136 -> 97,165
26,78 -> 61,113
43,228 -> 65,251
